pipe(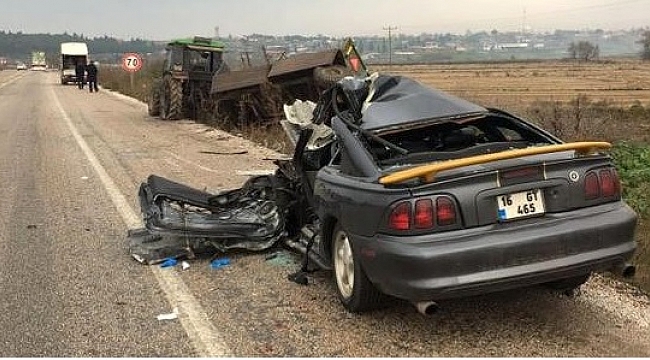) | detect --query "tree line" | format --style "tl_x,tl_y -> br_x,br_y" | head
0,31 -> 163,61
568,30 -> 650,62
640,30 -> 650,60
